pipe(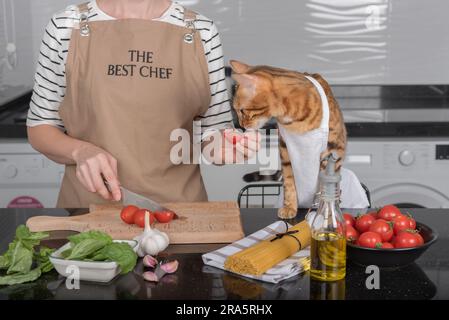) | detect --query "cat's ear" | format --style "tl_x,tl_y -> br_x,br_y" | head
232,73 -> 257,93
229,60 -> 250,74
